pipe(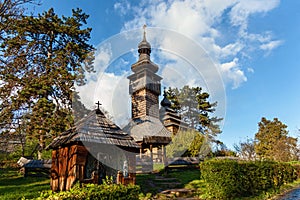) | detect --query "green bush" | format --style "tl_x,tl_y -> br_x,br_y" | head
200,159 -> 241,199
200,159 -> 297,199
37,182 -> 140,200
